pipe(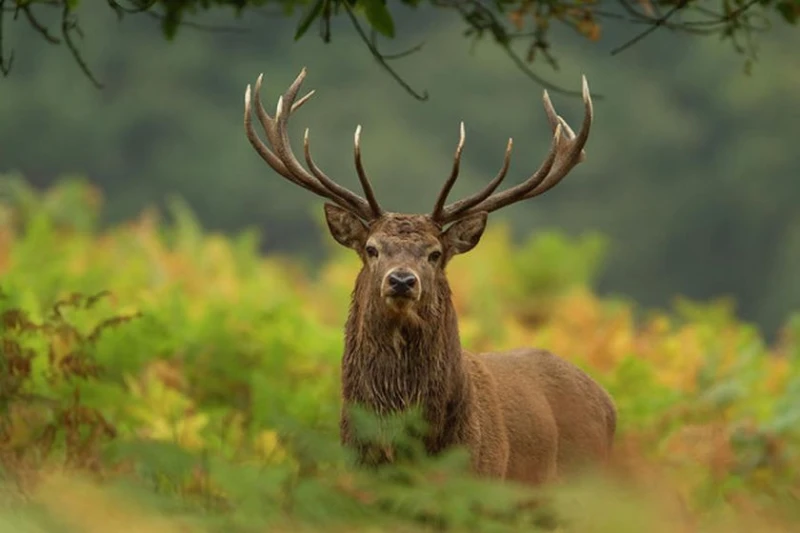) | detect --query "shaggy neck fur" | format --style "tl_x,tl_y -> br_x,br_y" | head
340,268 -> 470,451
